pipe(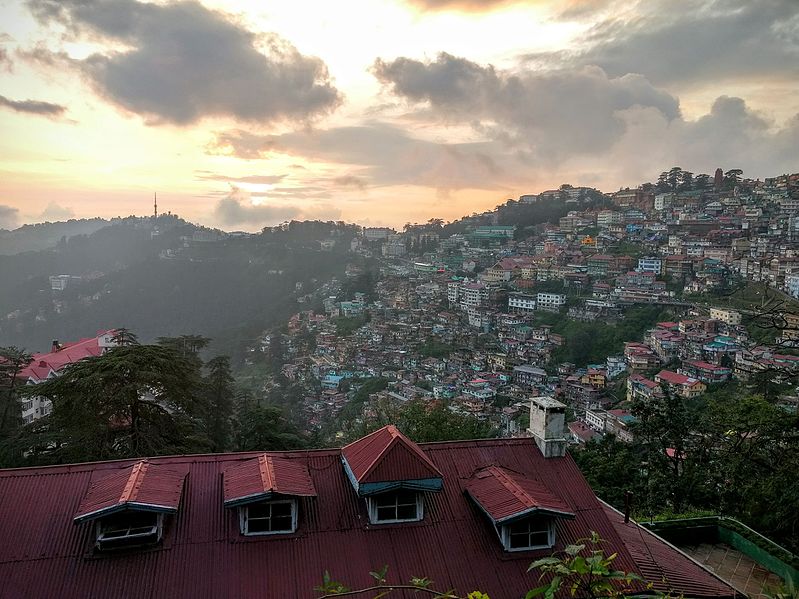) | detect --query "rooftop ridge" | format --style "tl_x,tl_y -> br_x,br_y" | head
119,460 -> 148,504
258,454 -> 275,492
487,466 -> 536,510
